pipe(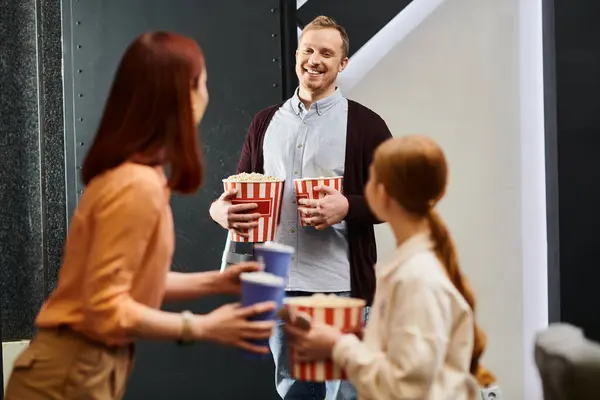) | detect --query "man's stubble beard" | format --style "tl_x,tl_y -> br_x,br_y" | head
301,71 -> 338,97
